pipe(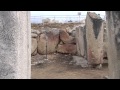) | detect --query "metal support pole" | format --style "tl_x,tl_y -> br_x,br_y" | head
78,12 -> 81,23
45,30 -> 48,60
